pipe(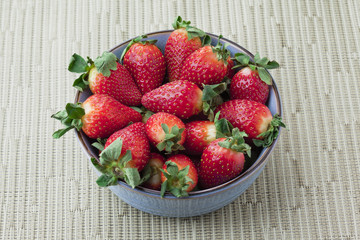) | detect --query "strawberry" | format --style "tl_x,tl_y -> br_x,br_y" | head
230,52 -> 279,104
121,35 -> 166,94
179,35 -> 231,88
141,153 -> 166,190
141,80 -> 226,120
160,154 -> 198,197
145,112 -> 186,154
198,128 -> 251,189
215,99 -> 286,147
68,51 -> 142,106
90,125 -> 151,188
165,16 -> 206,82
51,94 -> 142,139
183,112 -> 233,155
104,122 -> 151,171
